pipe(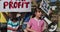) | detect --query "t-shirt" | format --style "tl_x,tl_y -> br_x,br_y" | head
28,18 -> 44,32
7,19 -> 20,32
